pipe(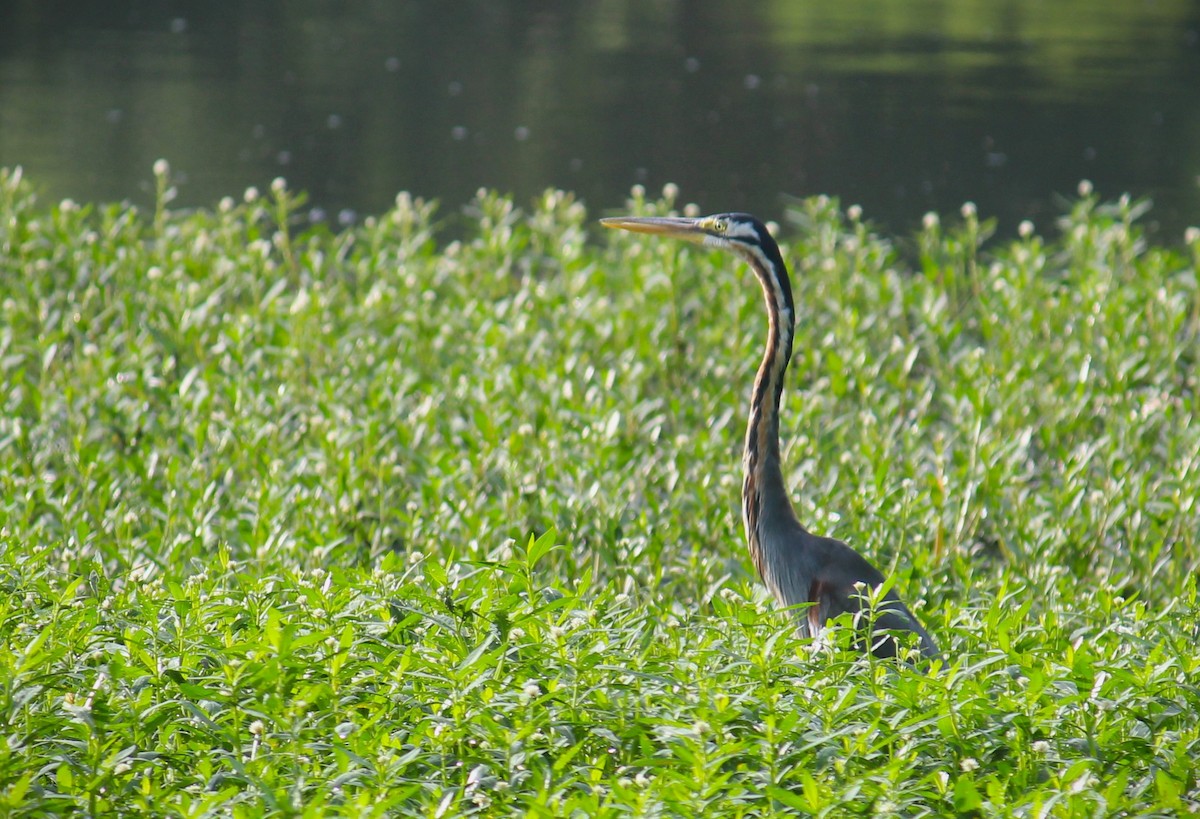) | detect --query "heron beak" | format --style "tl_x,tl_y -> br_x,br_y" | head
600,215 -> 712,244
